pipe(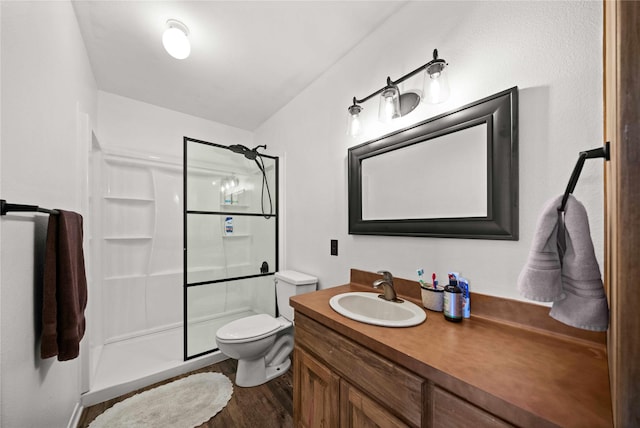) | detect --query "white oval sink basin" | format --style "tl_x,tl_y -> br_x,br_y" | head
329,292 -> 426,327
